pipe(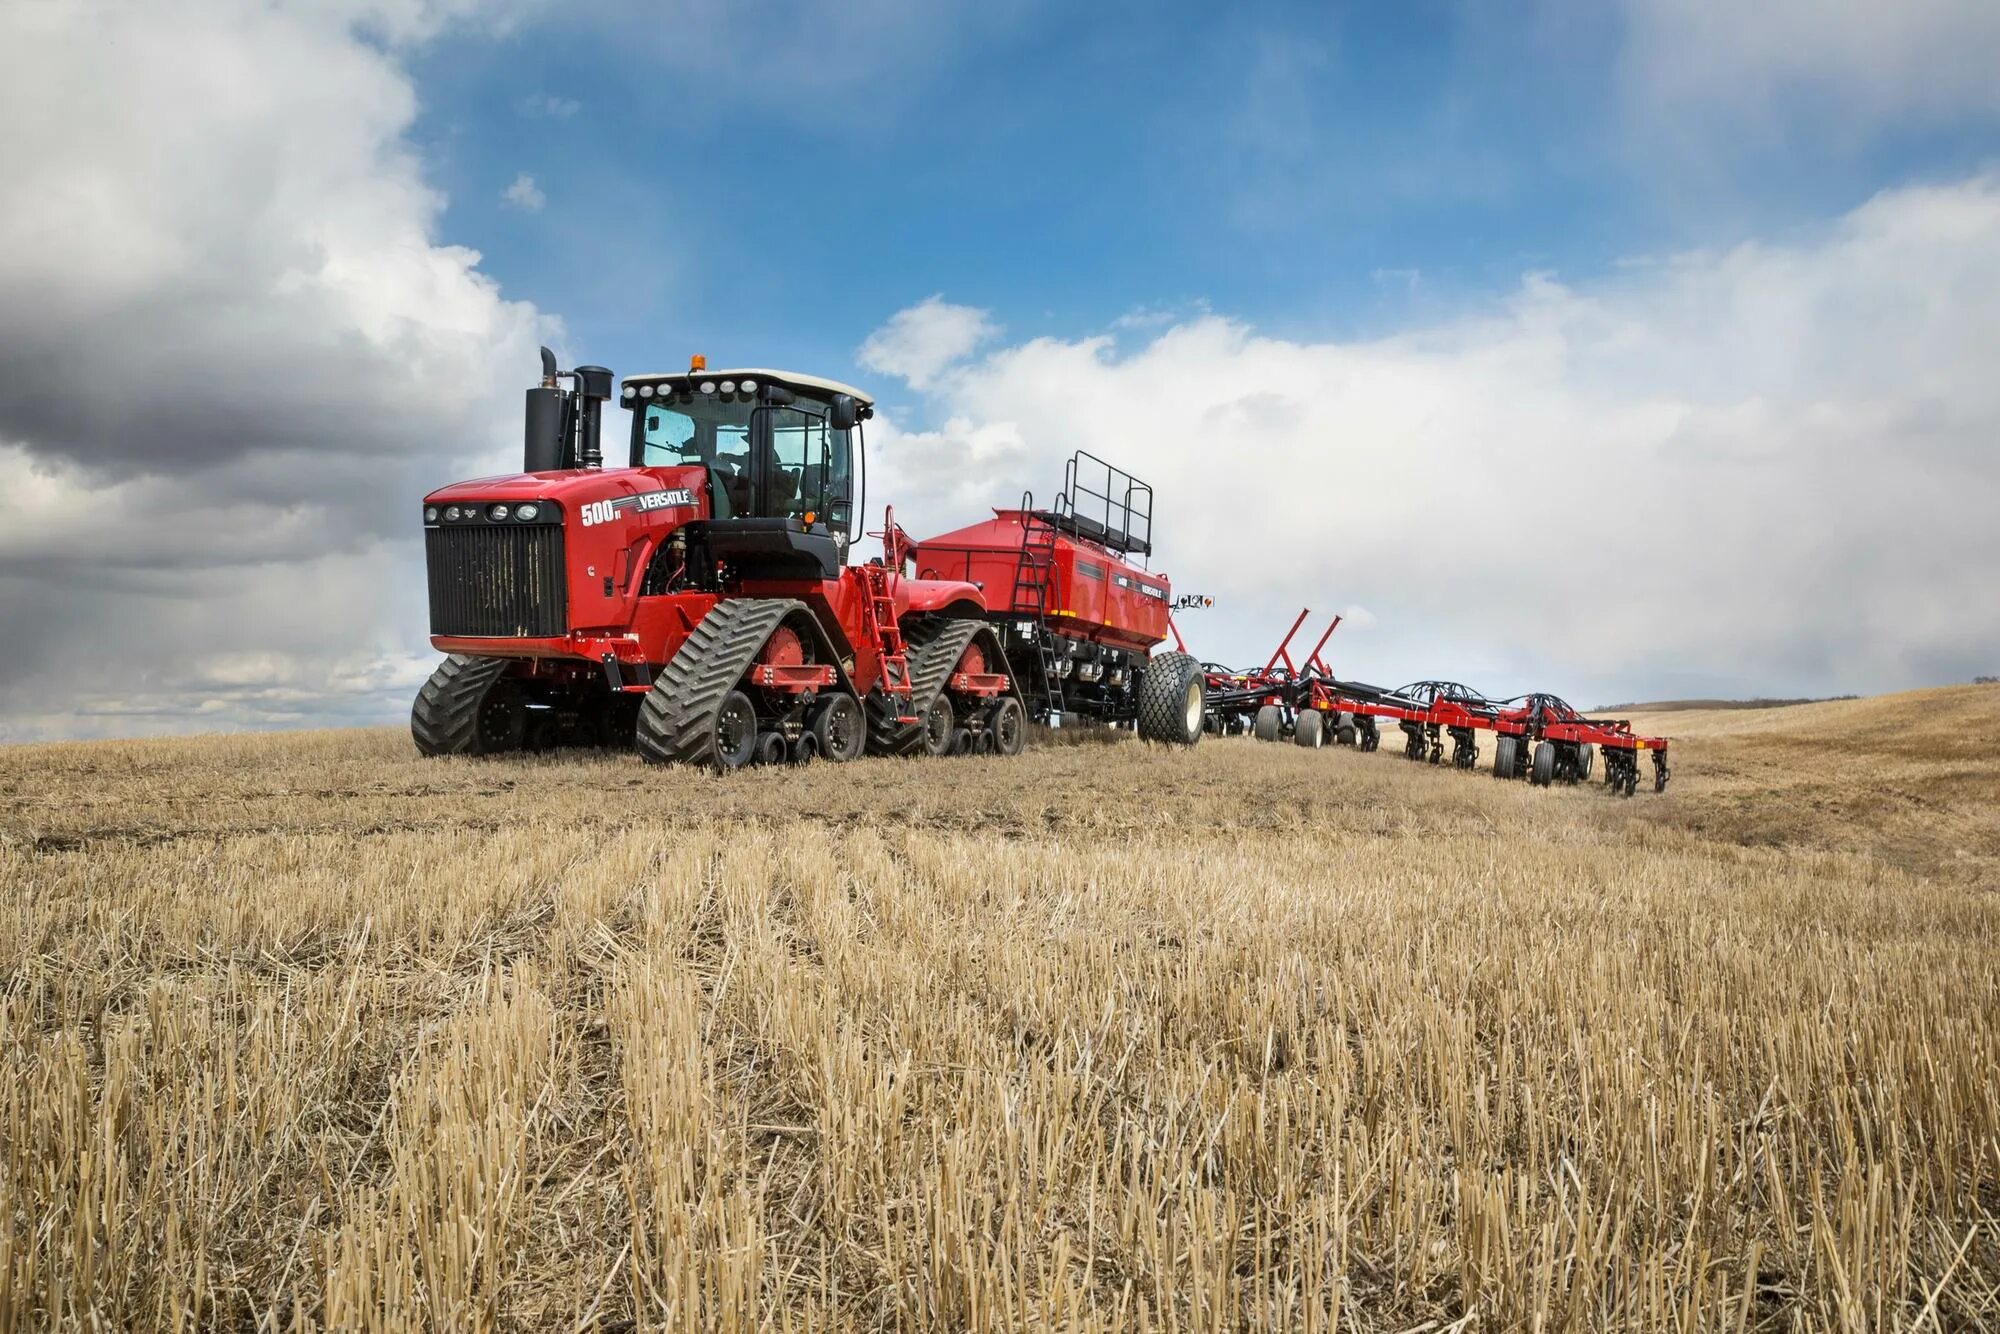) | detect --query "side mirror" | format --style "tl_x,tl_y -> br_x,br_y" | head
829,394 -> 860,431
